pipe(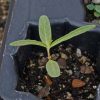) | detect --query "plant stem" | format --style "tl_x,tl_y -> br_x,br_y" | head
47,48 -> 51,60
